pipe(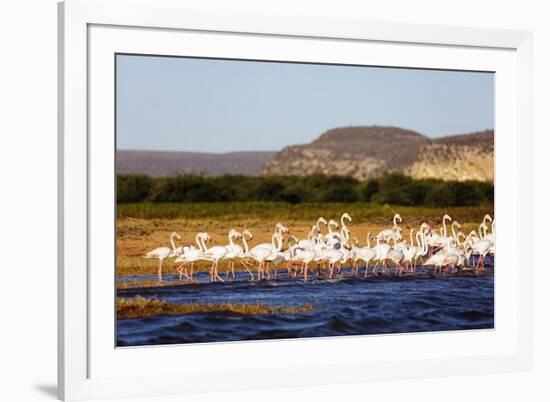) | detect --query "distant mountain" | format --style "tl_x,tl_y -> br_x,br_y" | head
118,127 -> 494,181
260,126 -> 494,181
117,150 -> 276,177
